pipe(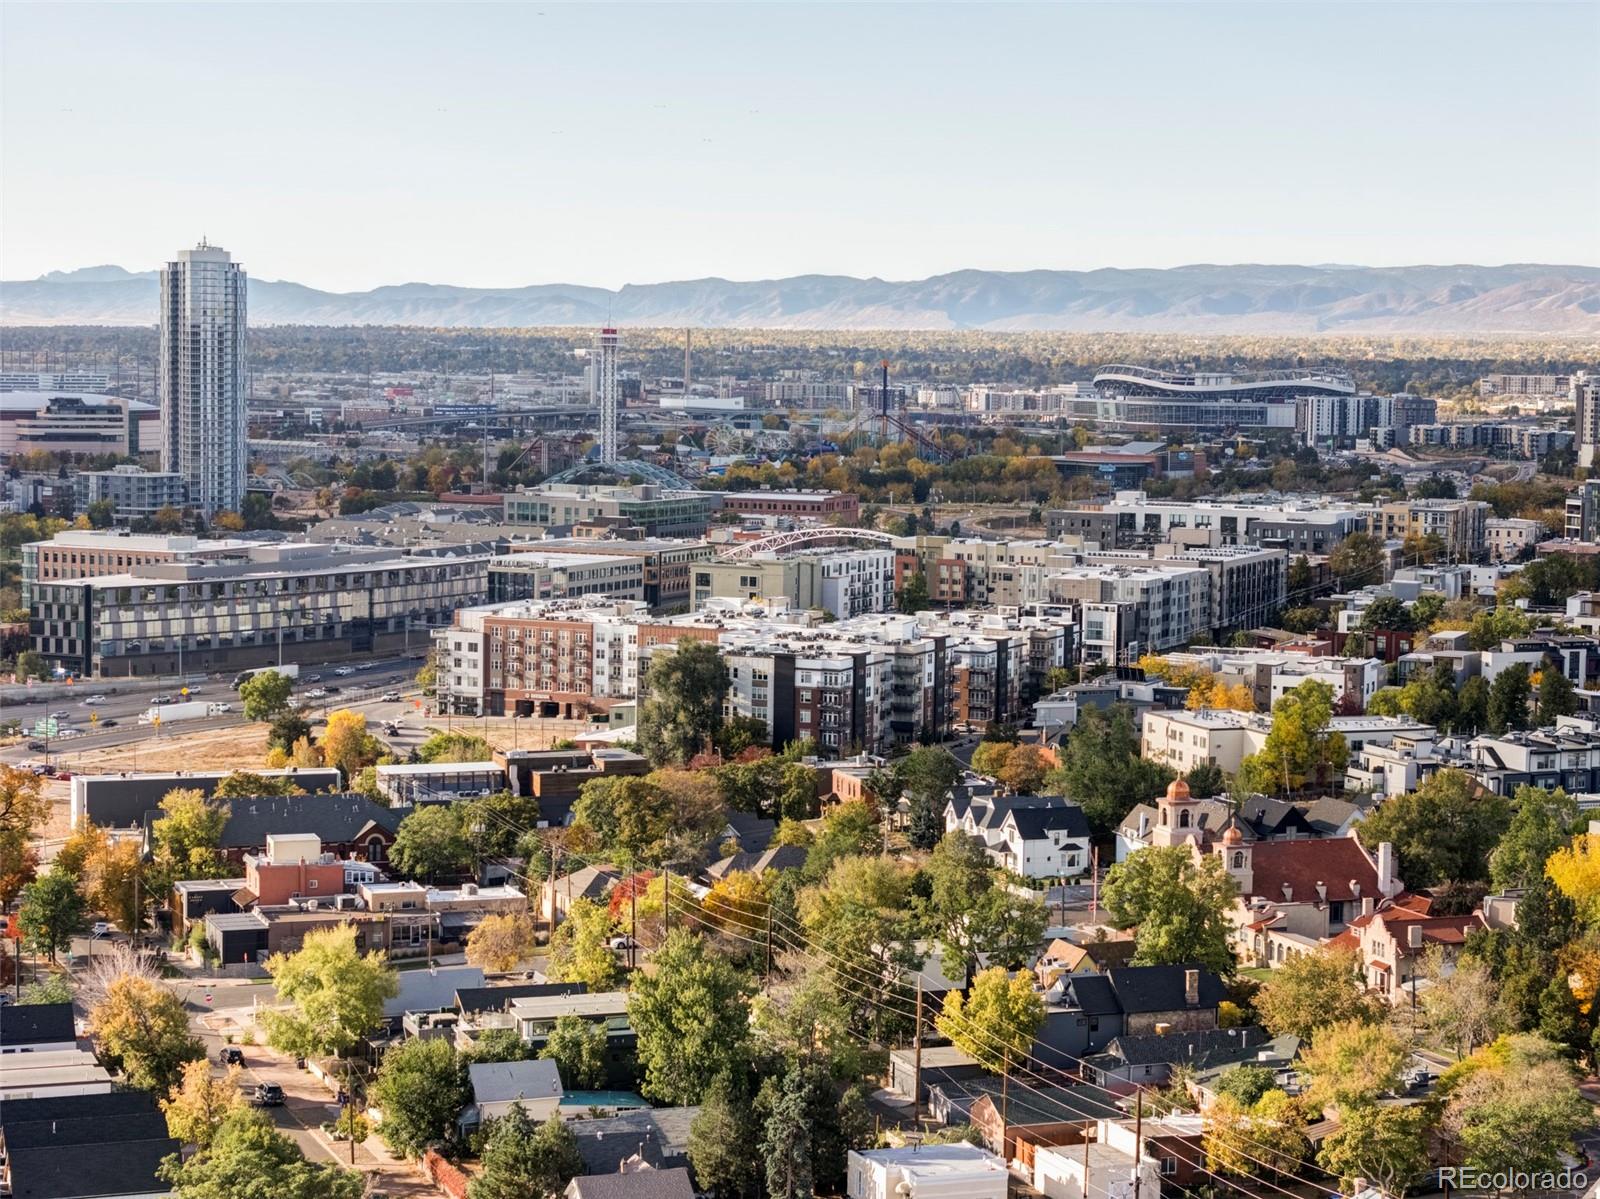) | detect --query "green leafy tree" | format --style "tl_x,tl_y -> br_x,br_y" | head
538,1014 -> 608,1089
1235,679 -> 1347,796
1396,660 -> 1459,729
1205,1088 -> 1309,1180
629,929 -> 753,1105
1183,762 -> 1226,799
802,800 -> 881,882
267,710 -> 311,754
1046,705 -> 1175,838
1317,1105 -> 1429,1199
462,1027 -> 533,1065
469,1106 -> 584,1199
1365,687 -> 1404,717
238,669 -> 294,721
715,714 -> 770,758
13,650 -> 49,681
1444,1035 -> 1590,1179
415,730 -> 493,764
1491,785 -> 1578,889
1102,846 -> 1237,976
1467,604 -> 1532,651
370,1036 -> 468,1156
1328,531 -> 1384,589
1356,769 -> 1511,888
390,804 -> 472,881
89,974 -> 204,1094
1253,946 -> 1380,1039
896,572 -> 929,614
16,868 -> 85,961
638,638 -> 730,765
260,925 -> 399,1059
935,966 -> 1043,1073
1359,596 -> 1413,632
212,772 -> 304,801
897,746 -> 960,851
1456,674 -> 1490,734
1213,1064 -> 1275,1107
1536,665 -> 1578,726
1486,662 -> 1532,734
158,1109 -> 363,1199
1298,1018 -> 1408,1113
162,1058 -> 246,1150
689,1075 -> 764,1198
1287,554 -> 1314,595
548,896 -> 623,990
922,832 -> 1048,974
760,1063 -> 869,1199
